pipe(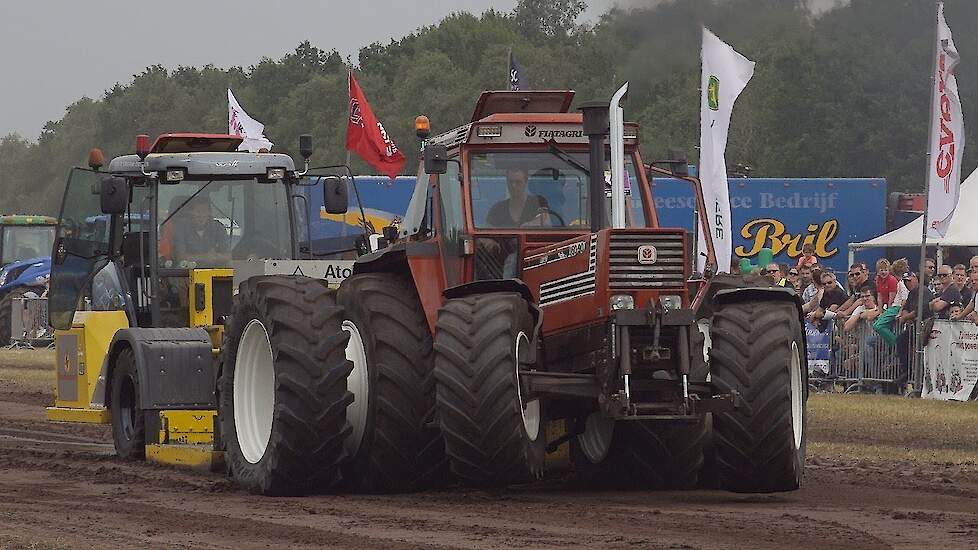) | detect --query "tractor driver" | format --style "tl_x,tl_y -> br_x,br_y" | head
169,199 -> 228,267
485,168 -> 554,227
